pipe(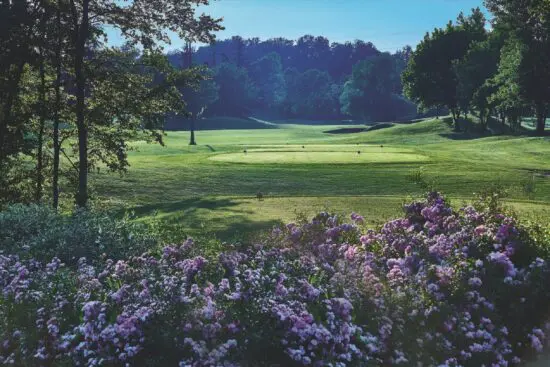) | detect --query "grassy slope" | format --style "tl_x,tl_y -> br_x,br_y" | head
92,117 -> 550,239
